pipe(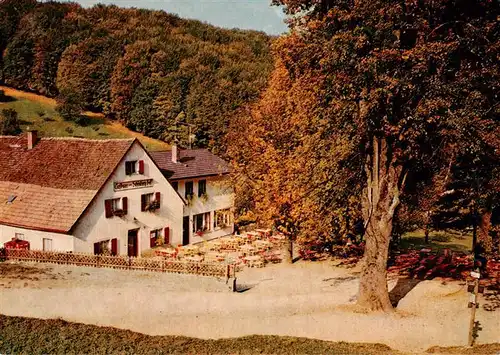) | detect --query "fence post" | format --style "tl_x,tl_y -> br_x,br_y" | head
468,269 -> 481,346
